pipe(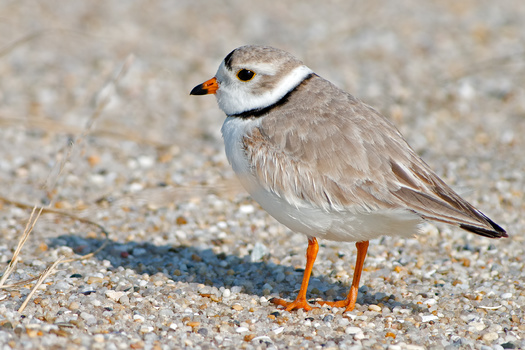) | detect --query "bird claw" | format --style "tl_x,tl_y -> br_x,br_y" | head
316,299 -> 356,312
270,297 -> 315,312
270,297 -> 357,312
